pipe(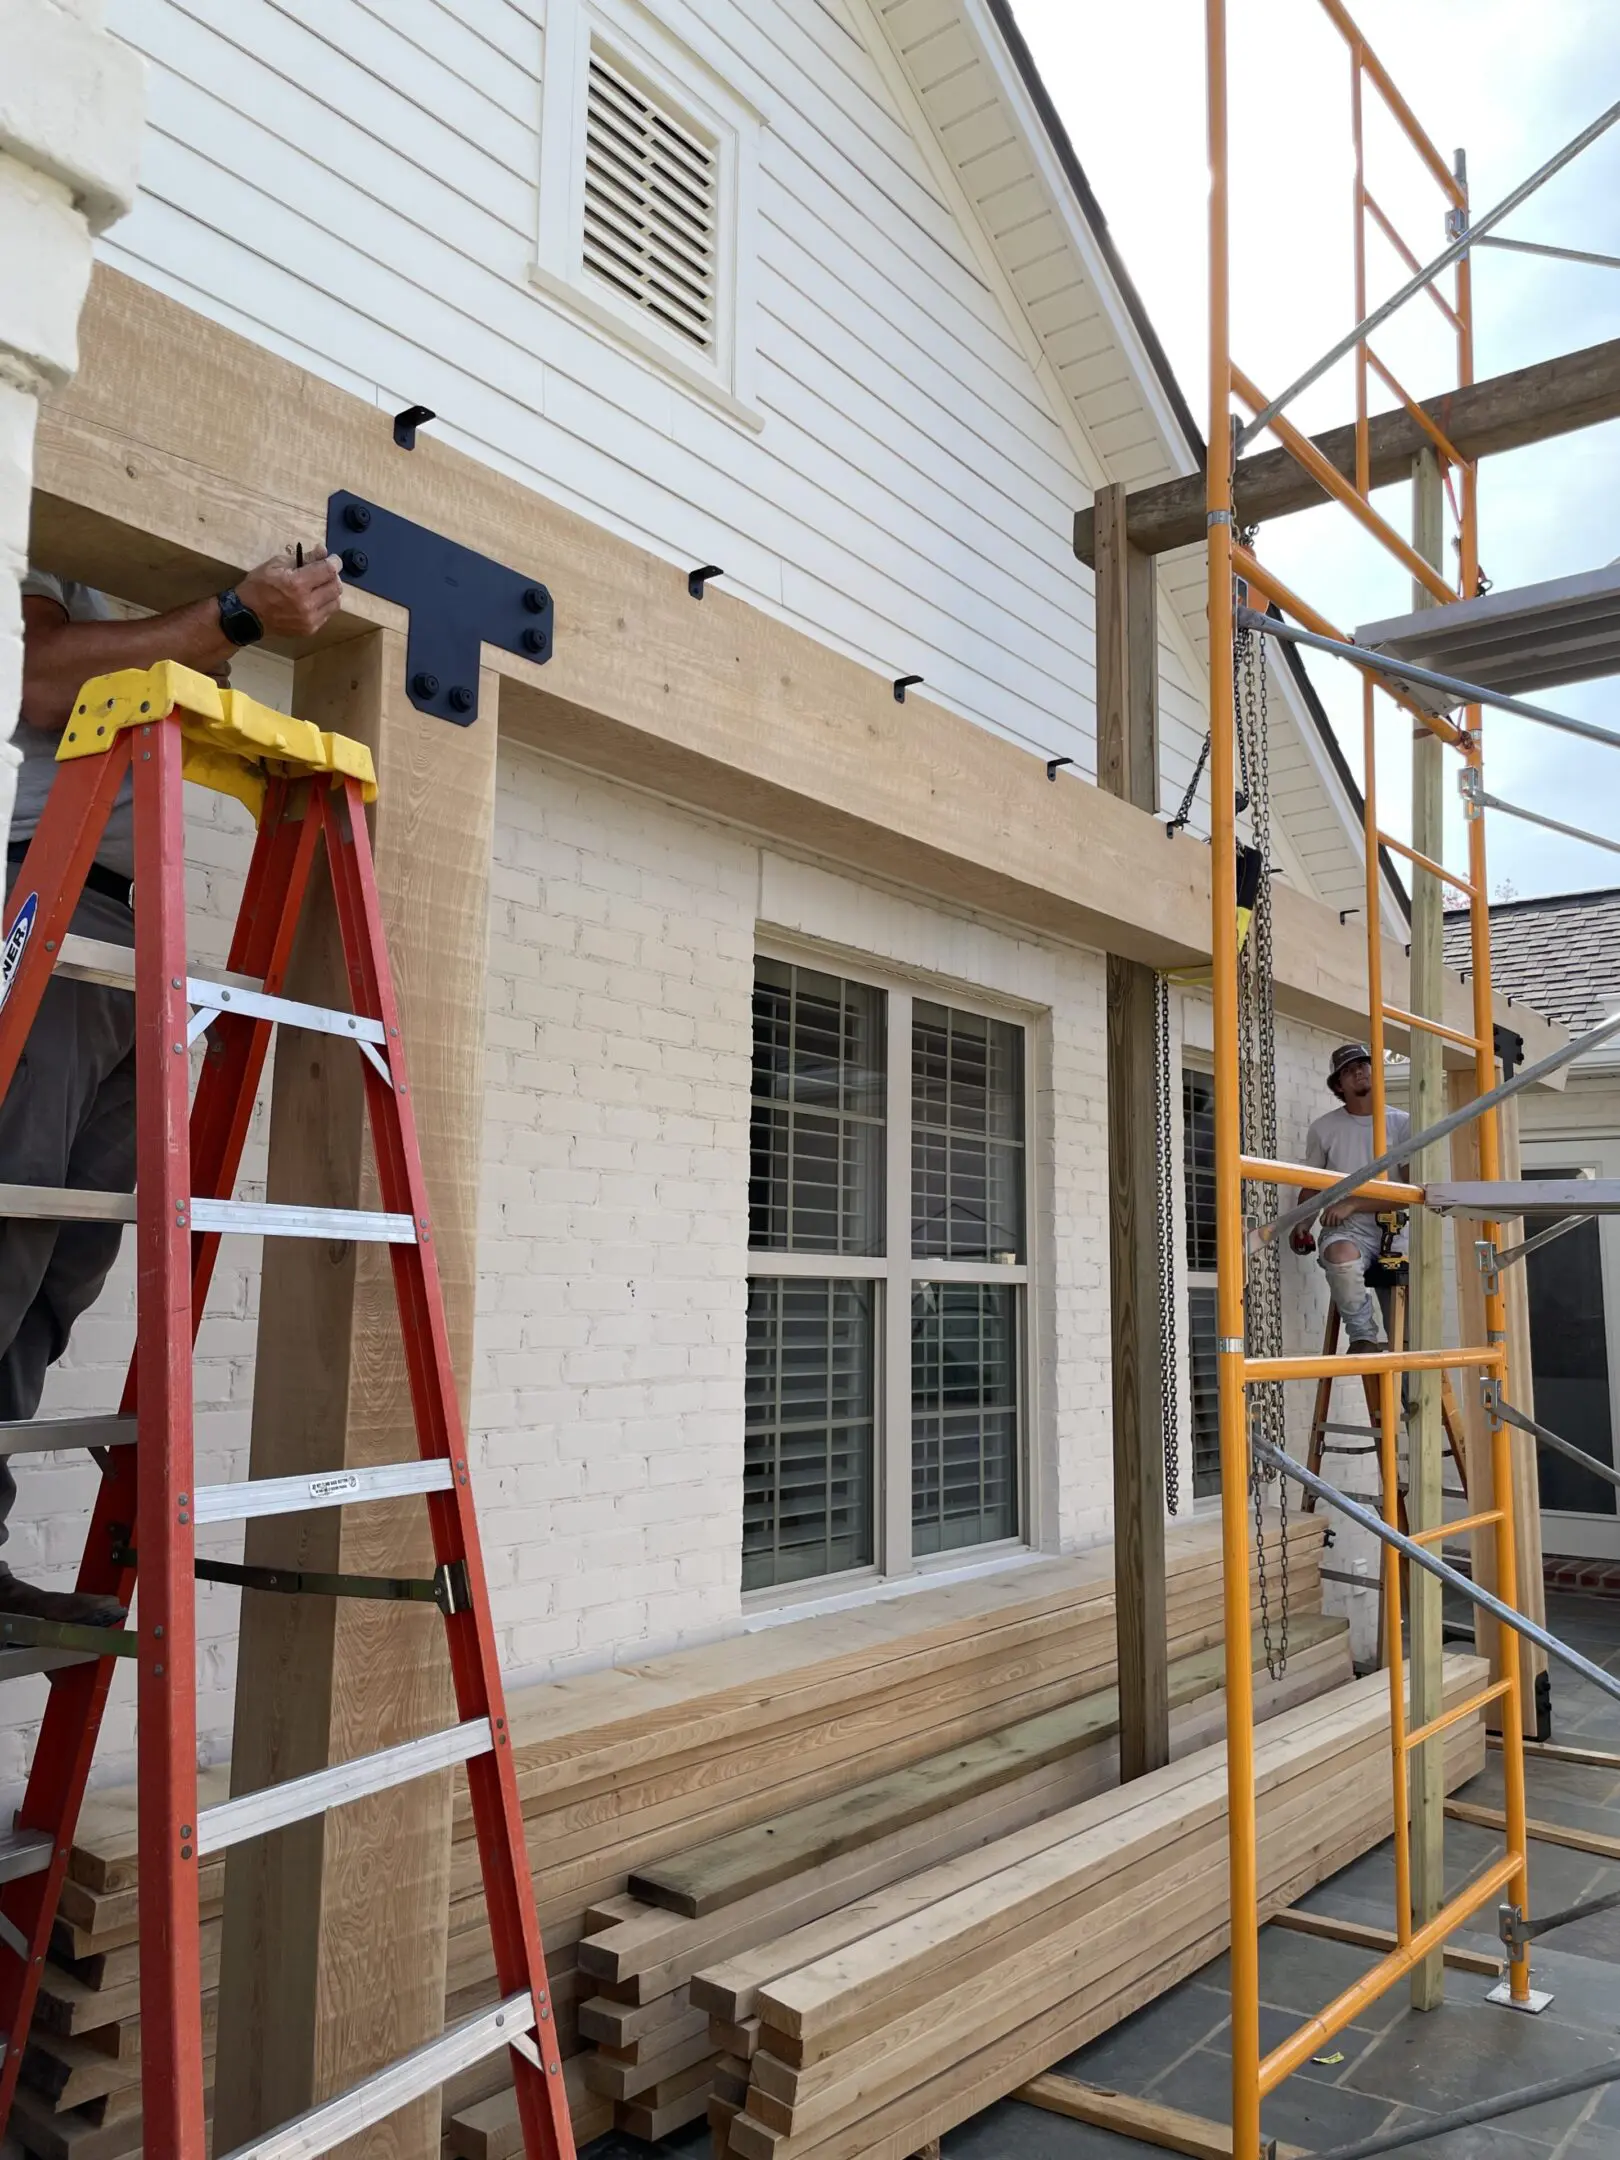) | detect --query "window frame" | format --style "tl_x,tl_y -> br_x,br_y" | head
534,0 -> 765,430
745,938 -> 1038,1602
